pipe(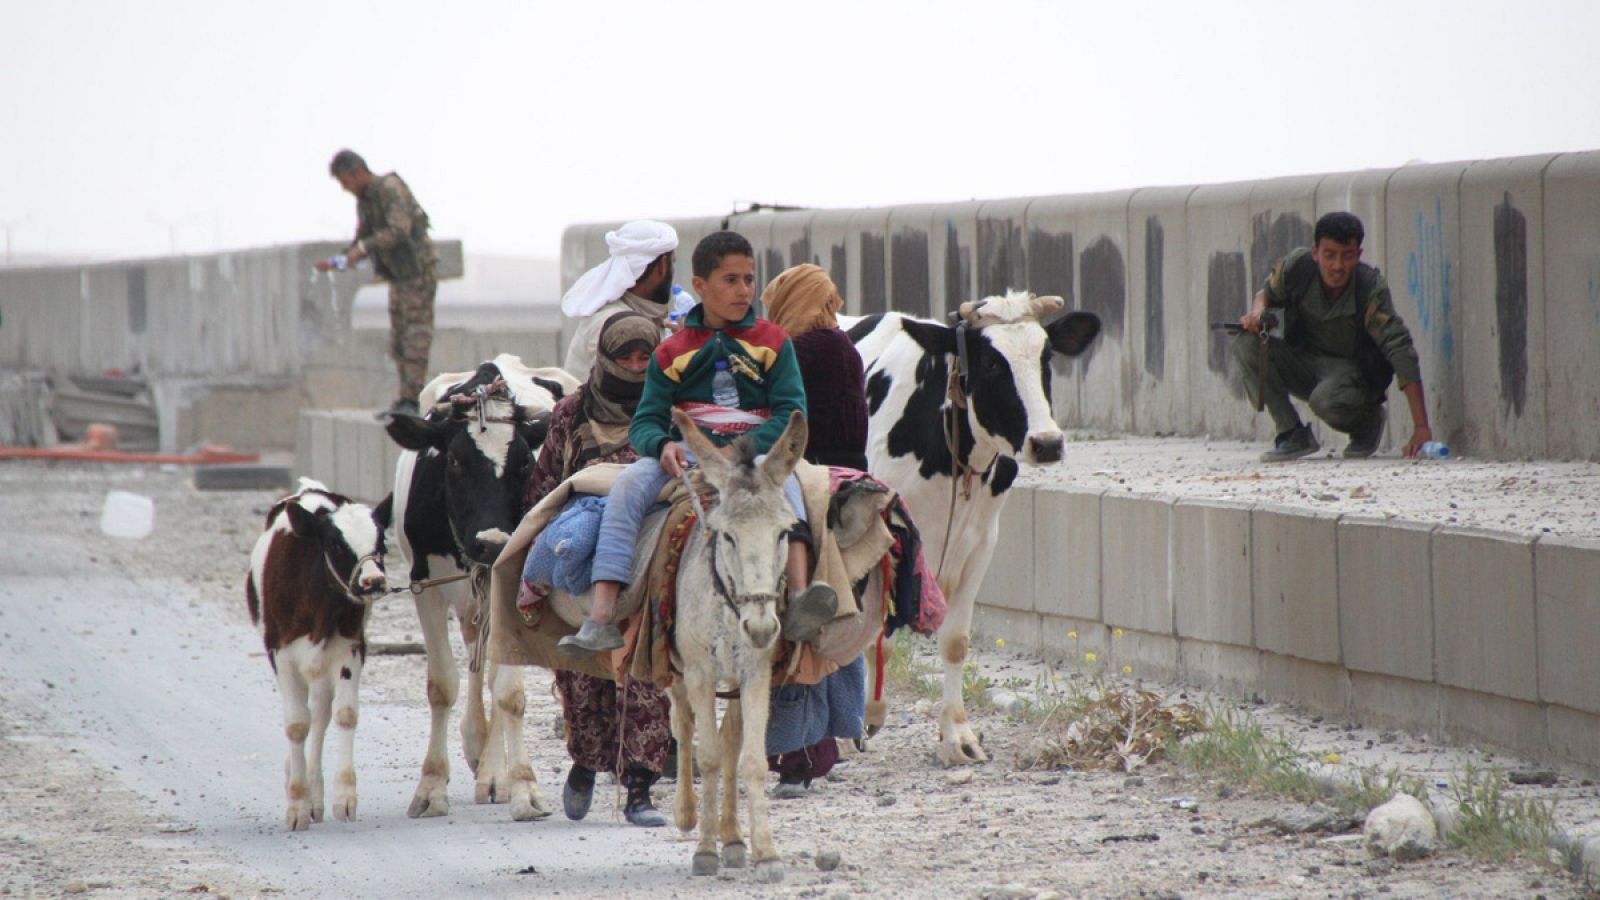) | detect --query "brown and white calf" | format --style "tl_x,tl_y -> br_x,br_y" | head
246,478 -> 388,831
